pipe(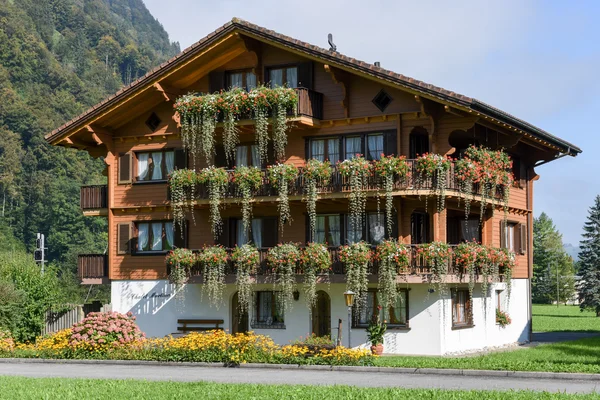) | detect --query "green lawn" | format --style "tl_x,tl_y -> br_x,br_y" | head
532,304 -> 600,333
0,376 -> 594,400
375,336 -> 600,374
